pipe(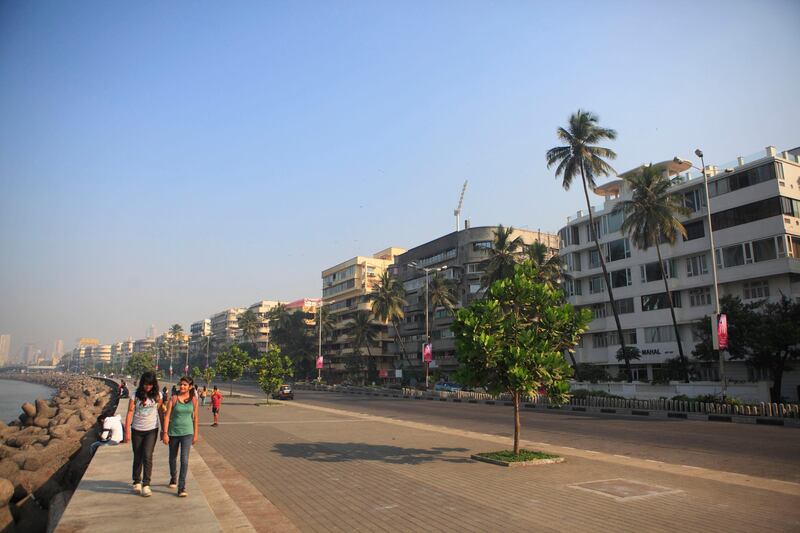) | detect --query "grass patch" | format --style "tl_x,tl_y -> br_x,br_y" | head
477,450 -> 559,462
